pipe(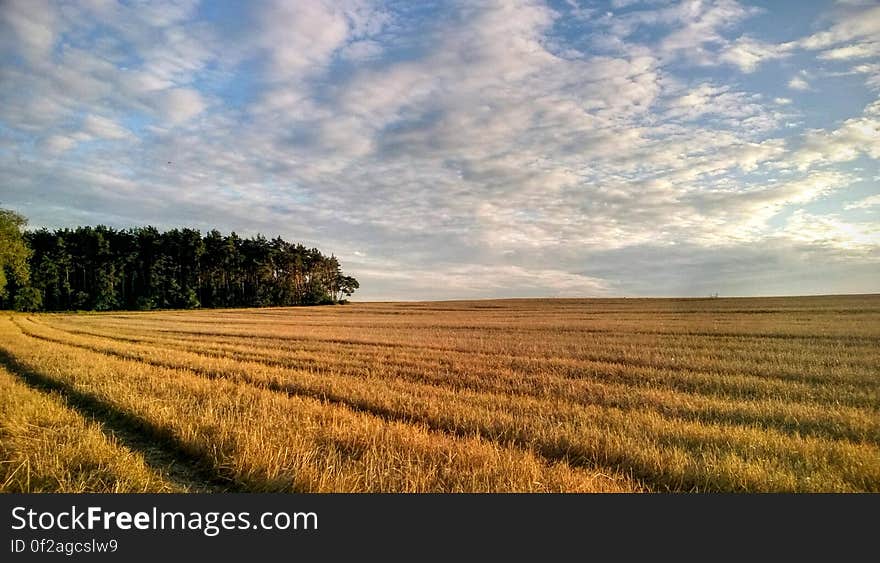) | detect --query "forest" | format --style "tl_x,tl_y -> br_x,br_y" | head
0,209 -> 359,311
